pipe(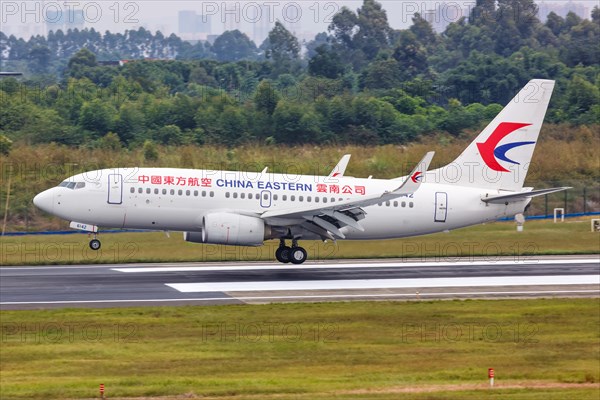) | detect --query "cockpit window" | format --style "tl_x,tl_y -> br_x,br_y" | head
58,181 -> 86,190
